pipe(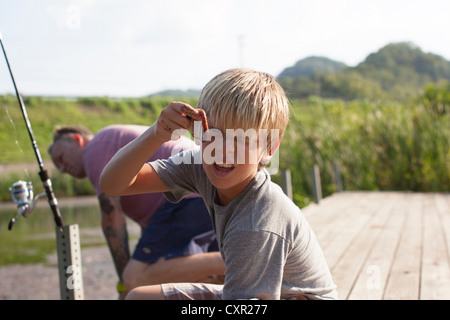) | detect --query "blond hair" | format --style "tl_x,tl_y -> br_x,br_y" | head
198,68 -> 290,154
